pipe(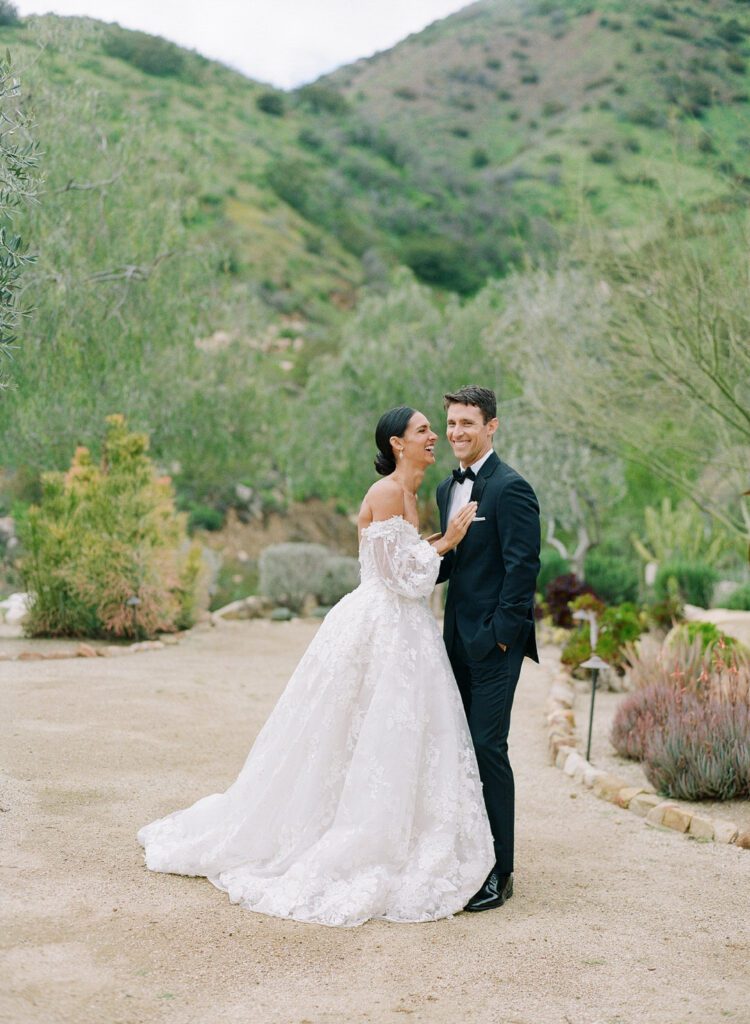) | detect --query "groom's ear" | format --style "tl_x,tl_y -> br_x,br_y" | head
487,417 -> 499,436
